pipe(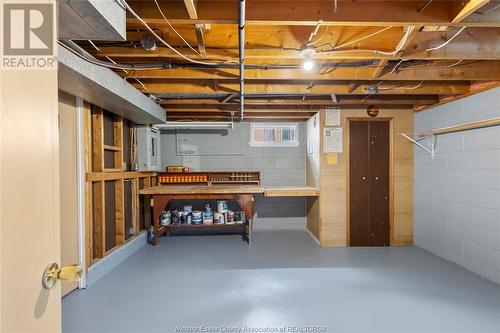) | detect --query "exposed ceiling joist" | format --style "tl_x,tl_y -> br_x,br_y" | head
452,0 -> 491,23
83,0 -> 500,120
127,0 -> 500,27
160,96 -> 440,106
121,61 -> 499,81
133,81 -> 471,95
93,27 -> 500,60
